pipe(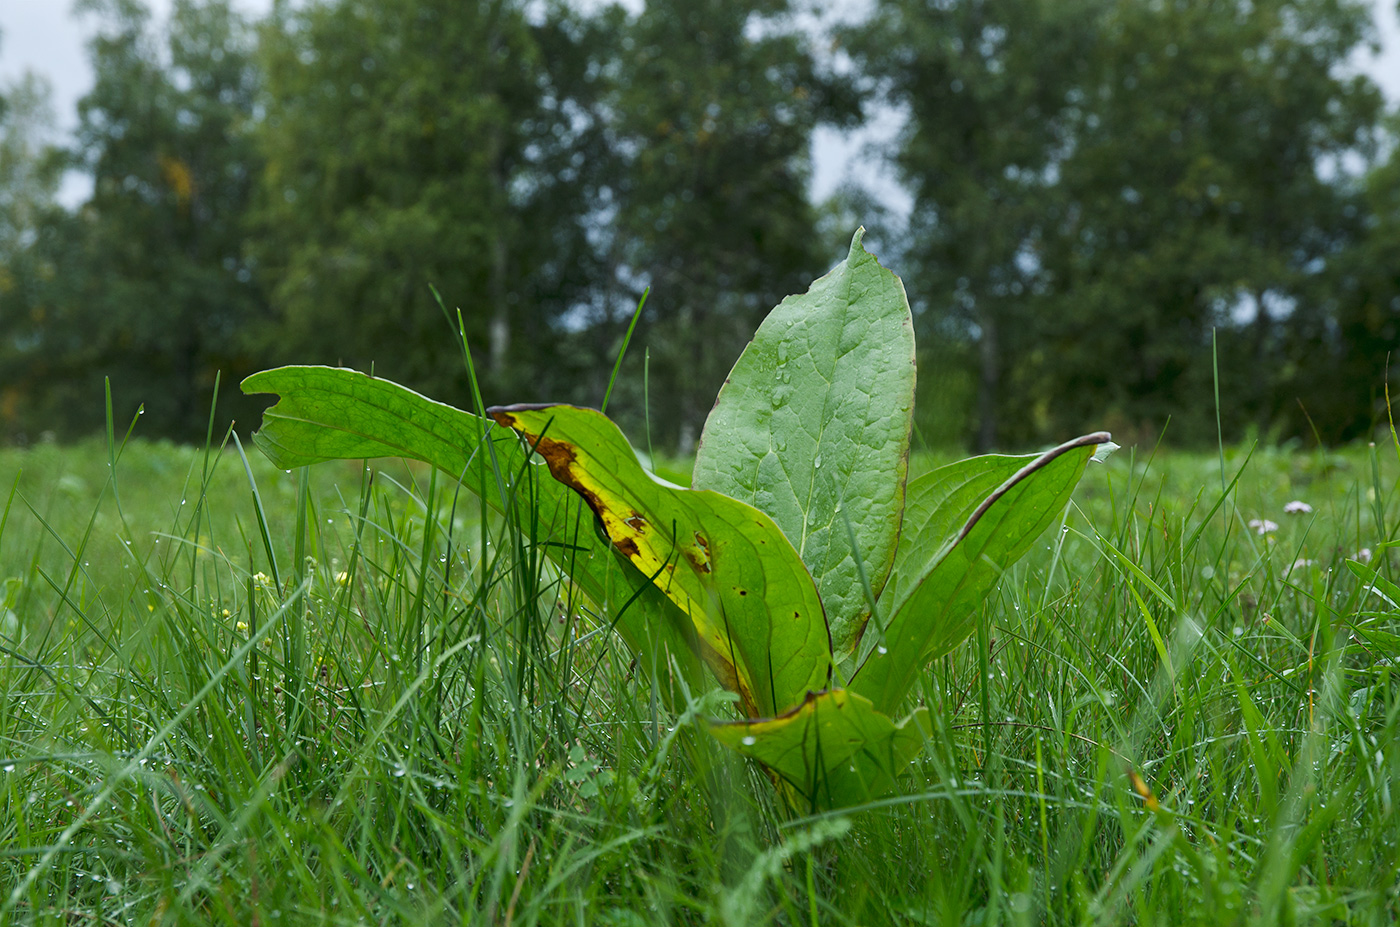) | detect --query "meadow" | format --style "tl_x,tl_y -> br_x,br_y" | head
0,423 -> 1397,925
